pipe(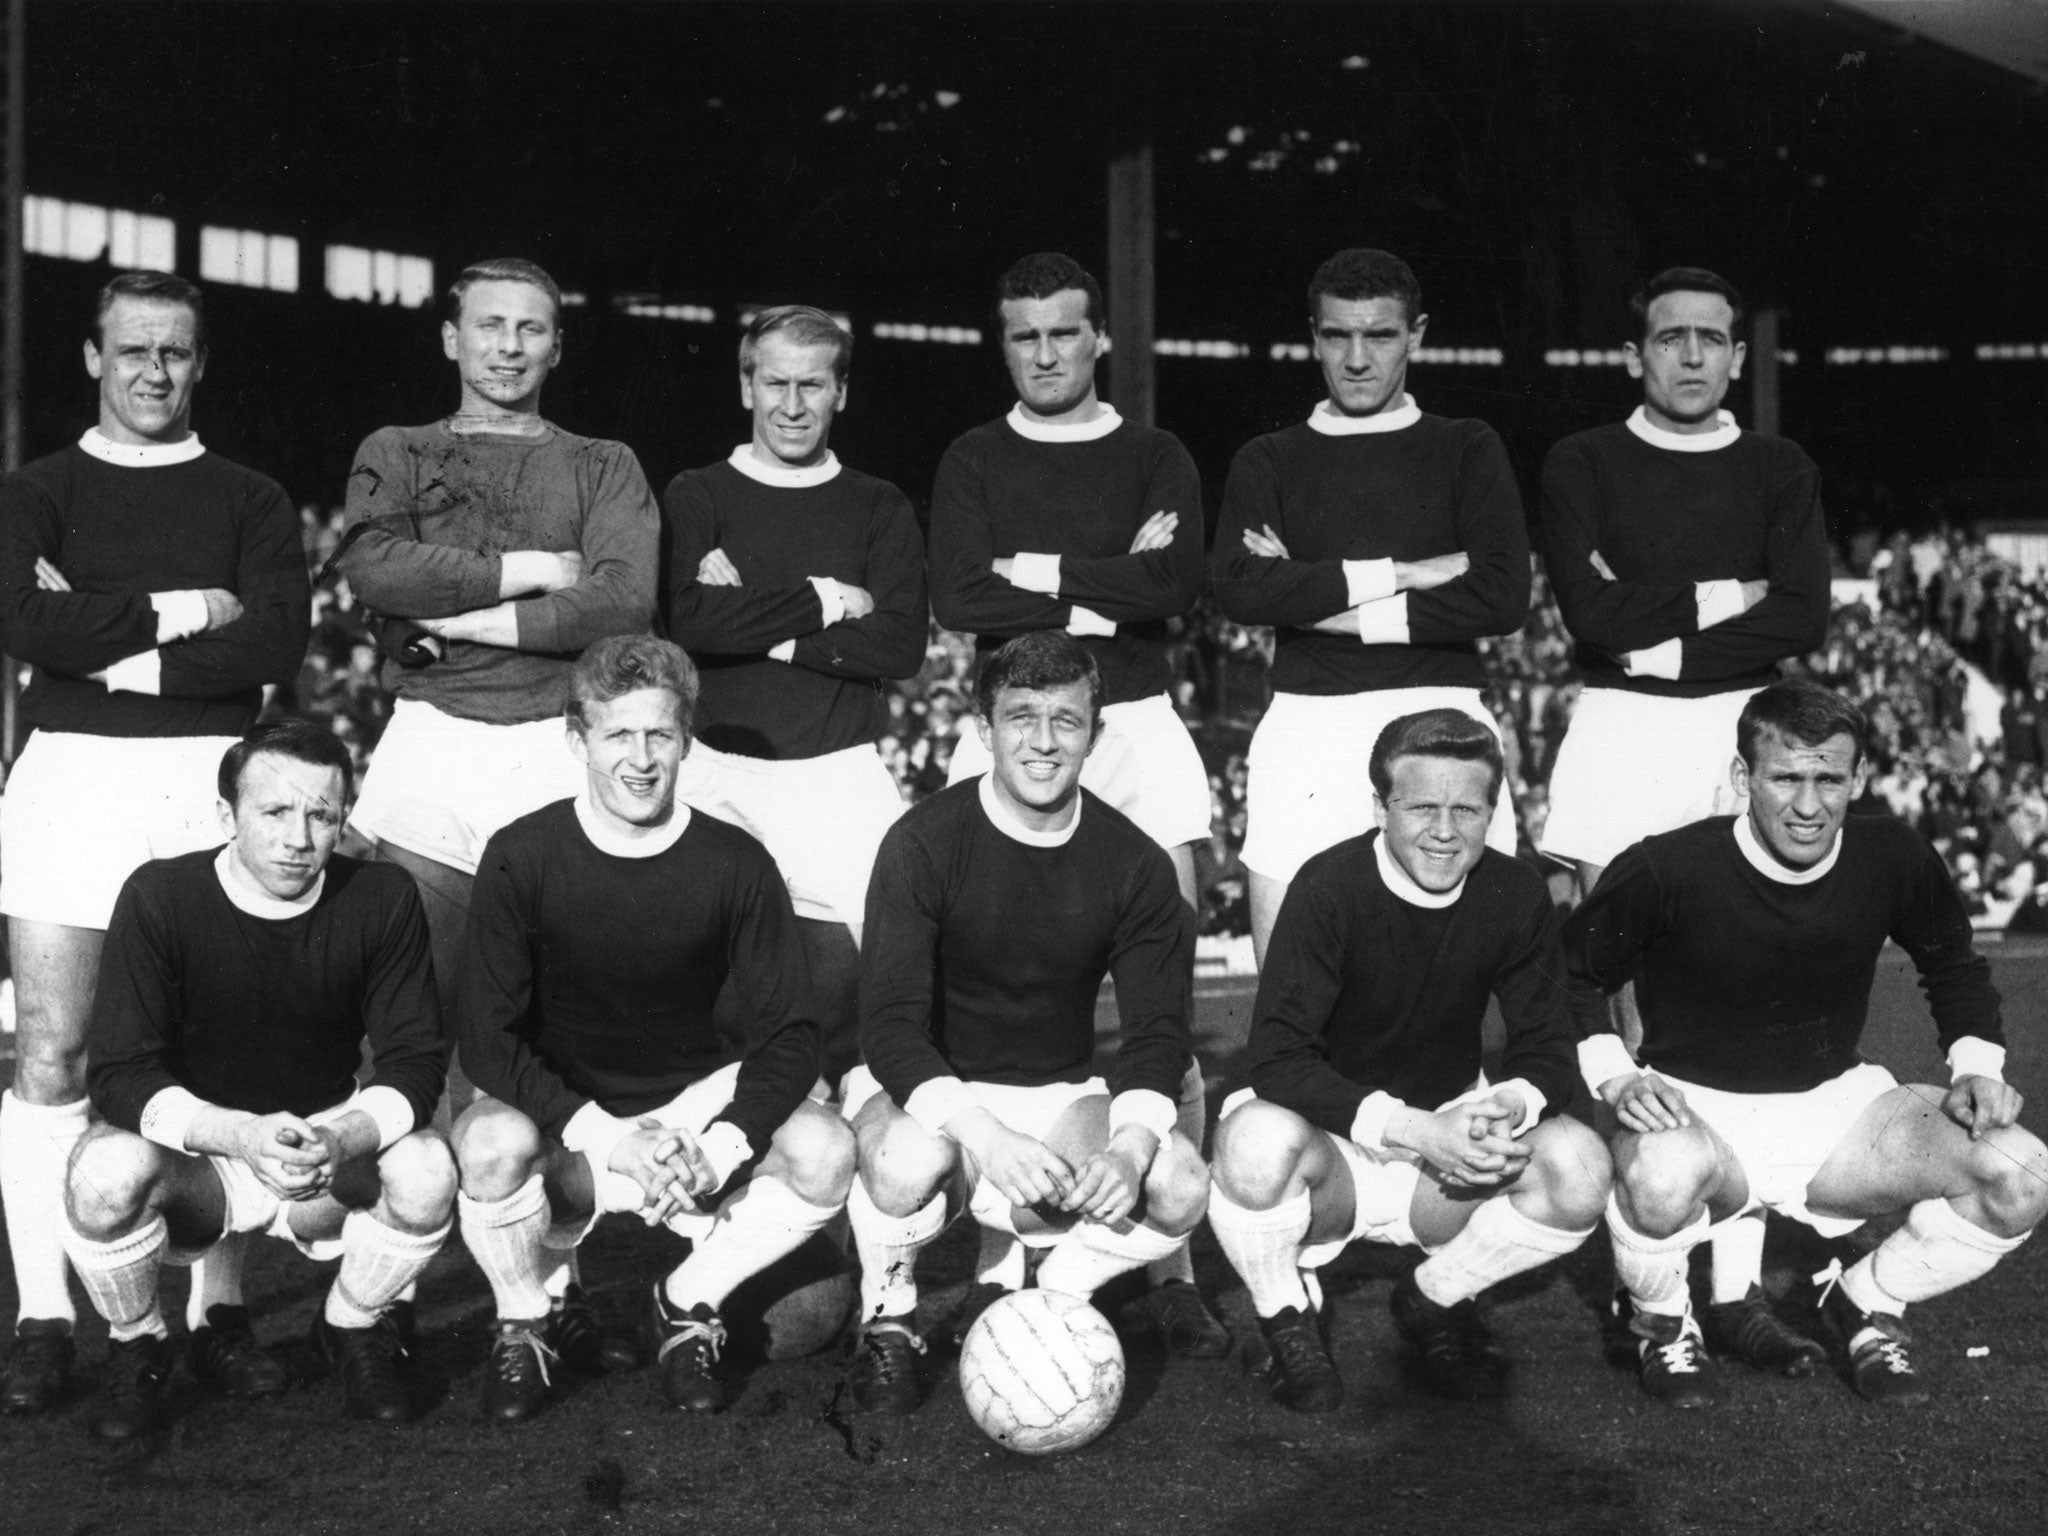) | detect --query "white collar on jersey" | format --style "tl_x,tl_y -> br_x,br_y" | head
1624,405 -> 1740,453
726,444 -> 843,488
1733,812 -> 1842,885
977,770 -> 1081,848
1307,395 -> 1421,436
573,792 -> 692,858
1373,829 -> 1464,909
214,846 -> 325,919
79,428 -> 205,467
1005,402 -> 1123,443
